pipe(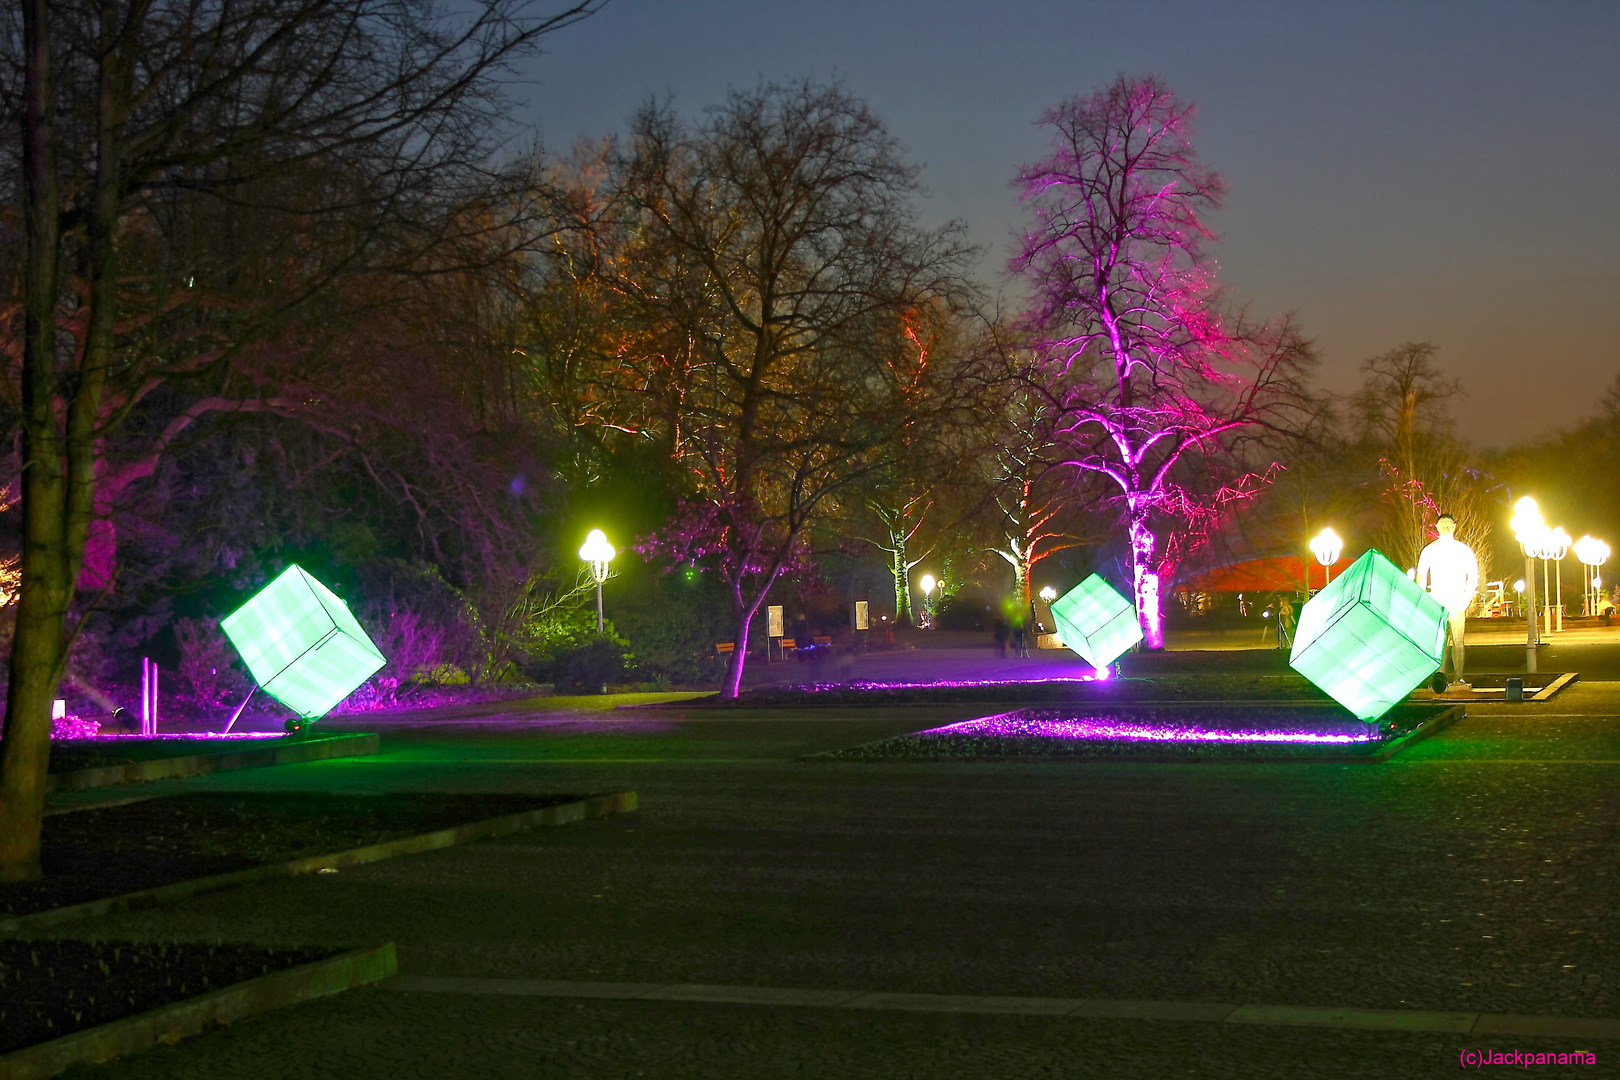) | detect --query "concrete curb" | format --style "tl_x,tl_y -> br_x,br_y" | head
0,942 -> 397,1080
46,733 -> 382,793
0,791 -> 636,934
